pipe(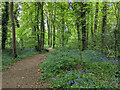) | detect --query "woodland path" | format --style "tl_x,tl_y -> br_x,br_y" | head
2,48 -> 56,88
